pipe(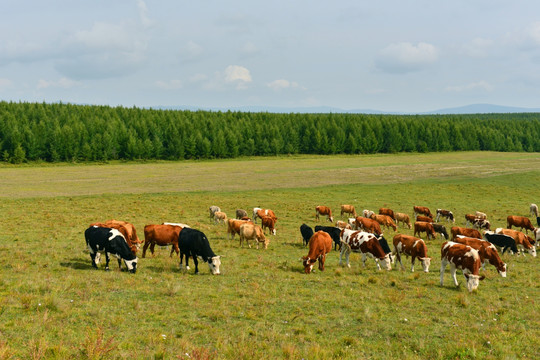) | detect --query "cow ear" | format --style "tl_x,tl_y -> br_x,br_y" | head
479,275 -> 486,281
464,273 -> 470,279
